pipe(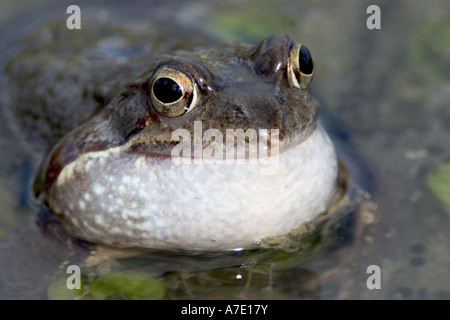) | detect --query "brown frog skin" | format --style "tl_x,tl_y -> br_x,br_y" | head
36,32 -> 341,252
